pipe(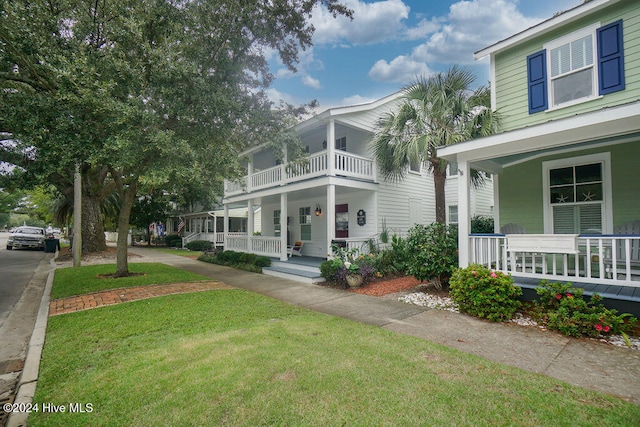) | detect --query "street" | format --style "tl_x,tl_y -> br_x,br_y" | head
0,231 -> 52,424
0,233 -> 46,329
